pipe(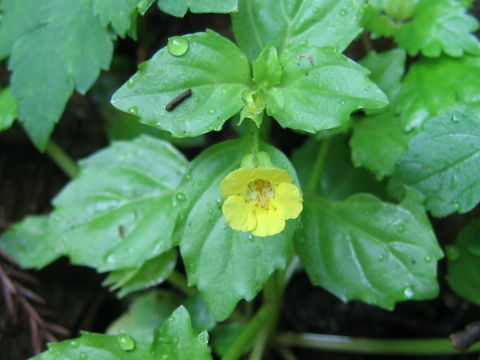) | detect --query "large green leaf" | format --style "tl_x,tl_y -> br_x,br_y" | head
296,192 -> 443,309
0,0 -> 118,150
396,55 -> 480,131
0,87 -> 18,132
30,331 -> 152,360
111,30 -> 252,138
177,139 -> 297,320
266,45 -> 388,133
50,136 -> 187,271
92,0 -> 139,36
0,215 -> 62,270
350,109 -> 413,180
390,108 -> 480,218
446,219 -> 480,305
394,0 -> 480,57
157,0 -> 237,17
232,0 -> 365,61
150,306 -> 212,360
